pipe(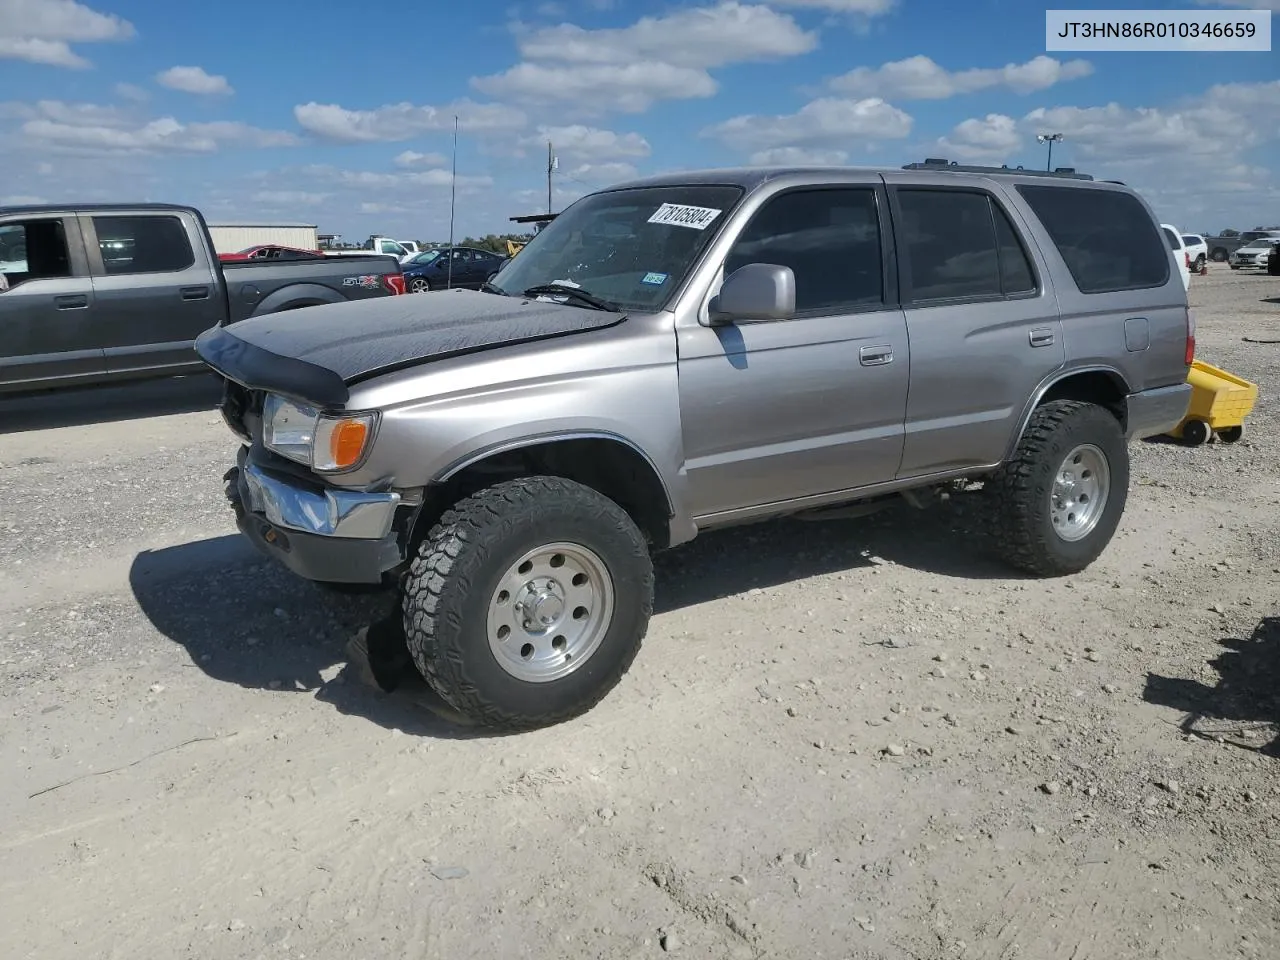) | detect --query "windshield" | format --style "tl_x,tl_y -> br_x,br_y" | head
489,184 -> 745,311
